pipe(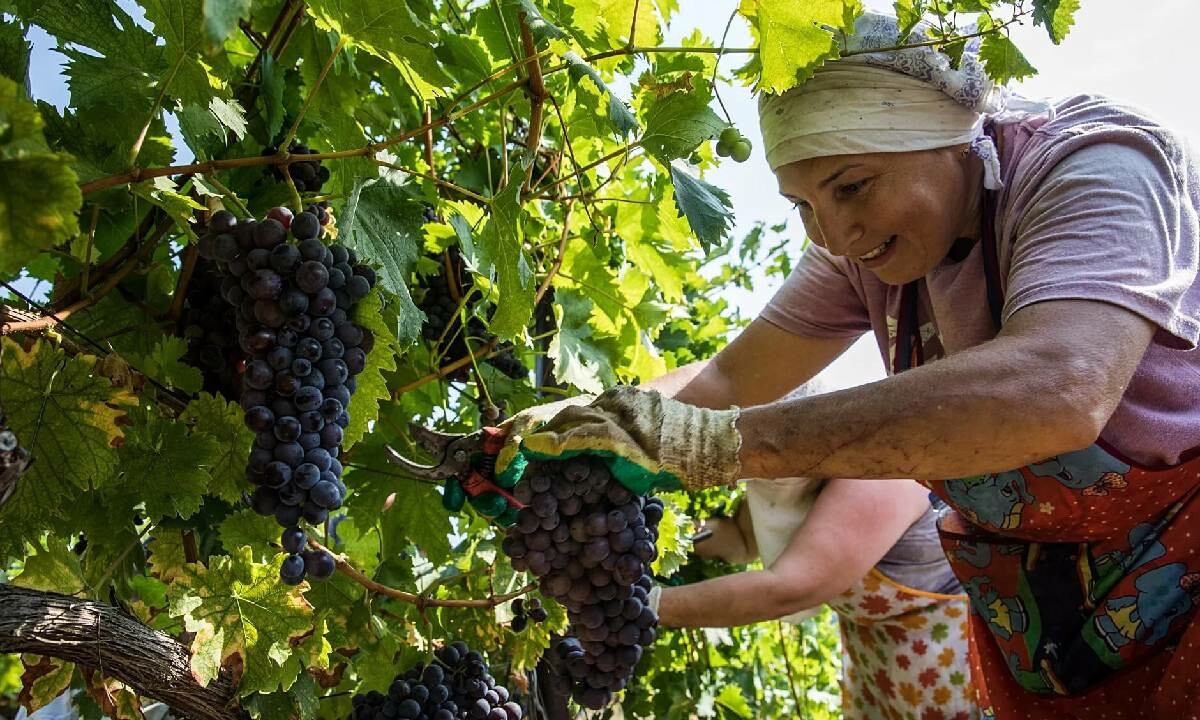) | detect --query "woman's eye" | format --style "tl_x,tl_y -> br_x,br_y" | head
838,179 -> 869,198
792,200 -> 812,213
